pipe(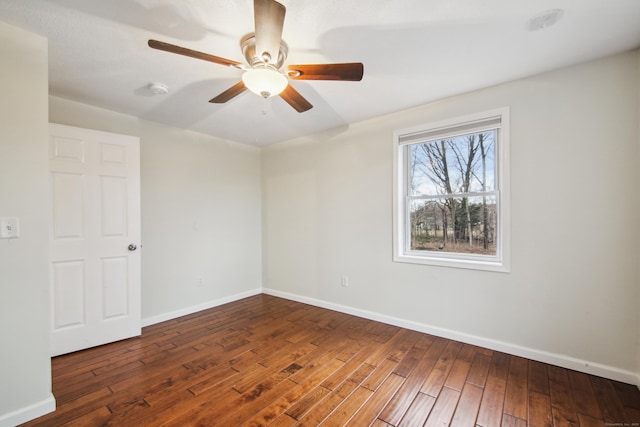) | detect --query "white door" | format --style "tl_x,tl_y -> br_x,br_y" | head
49,123 -> 141,356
